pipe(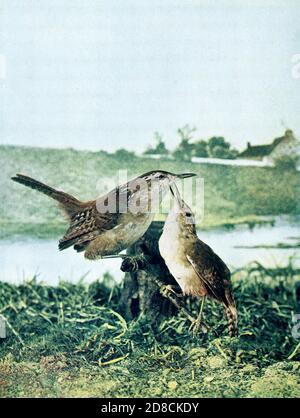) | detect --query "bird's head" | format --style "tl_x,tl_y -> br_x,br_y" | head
168,183 -> 196,228
125,170 -> 196,215
139,170 -> 196,193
